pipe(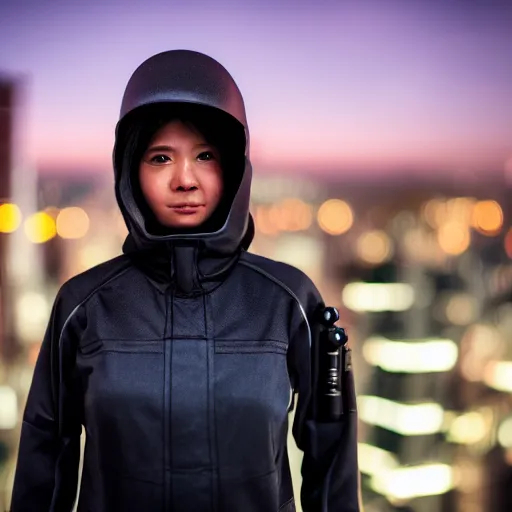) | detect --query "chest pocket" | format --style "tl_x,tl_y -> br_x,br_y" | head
78,338 -> 164,357
214,339 -> 288,355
